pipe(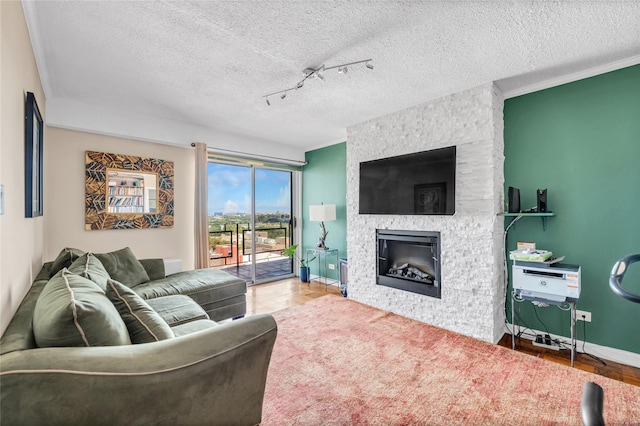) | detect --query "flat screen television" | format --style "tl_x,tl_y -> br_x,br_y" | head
359,146 -> 456,215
